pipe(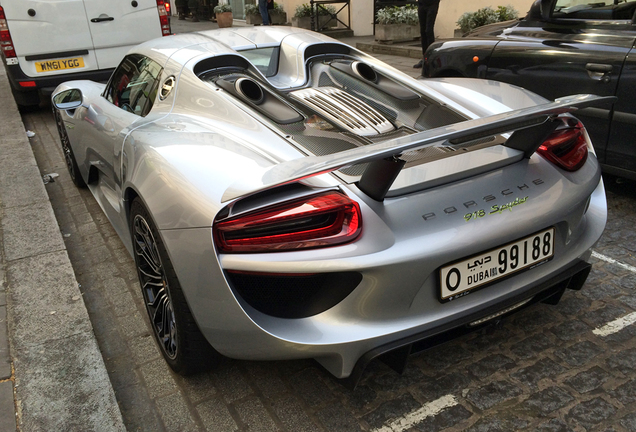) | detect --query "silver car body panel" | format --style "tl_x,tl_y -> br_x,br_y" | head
53,27 -> 607,378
